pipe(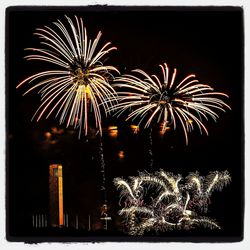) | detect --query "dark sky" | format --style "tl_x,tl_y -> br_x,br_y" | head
6,6 -> 243,241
